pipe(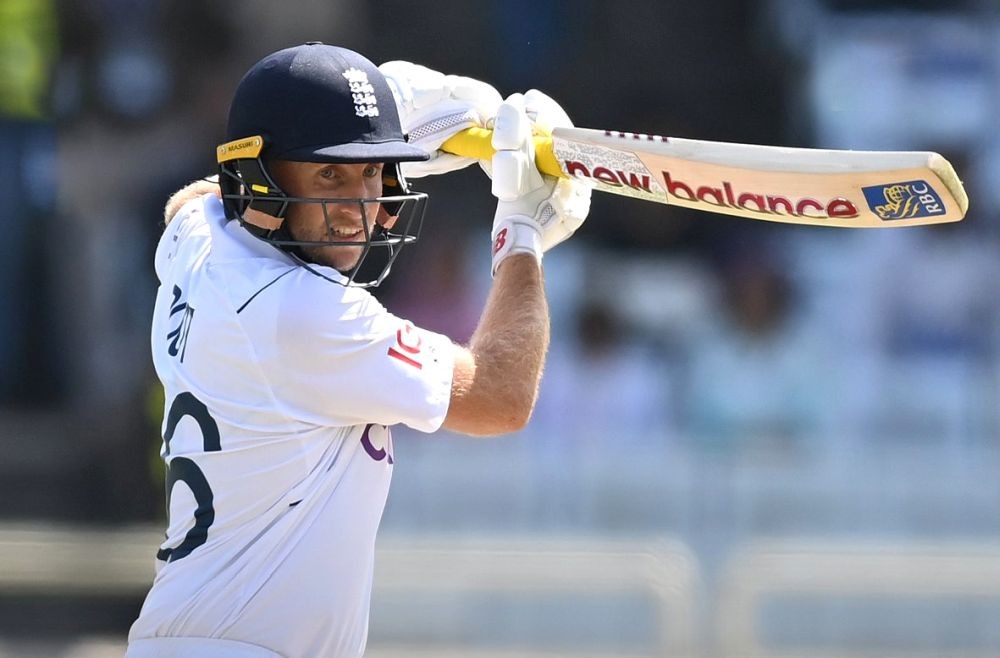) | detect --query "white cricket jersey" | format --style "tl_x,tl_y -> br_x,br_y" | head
127,194 -> 454,658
